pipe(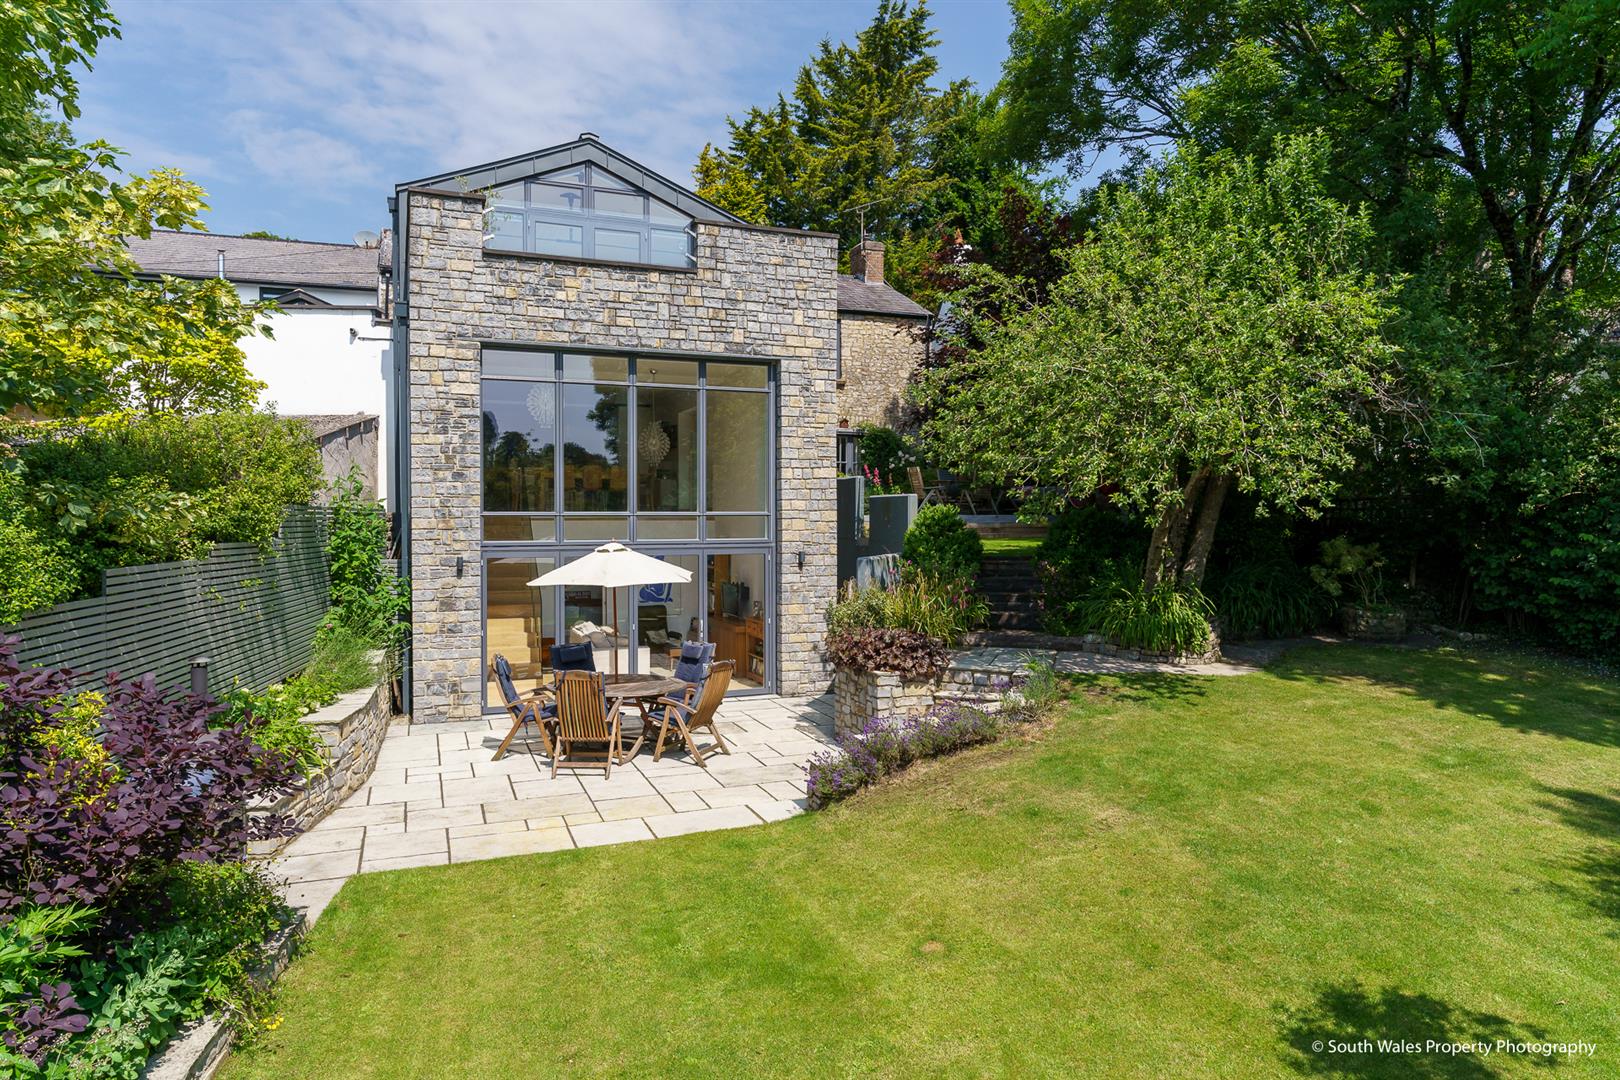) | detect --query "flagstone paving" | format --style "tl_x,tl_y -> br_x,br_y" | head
275,693 -> 834,922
